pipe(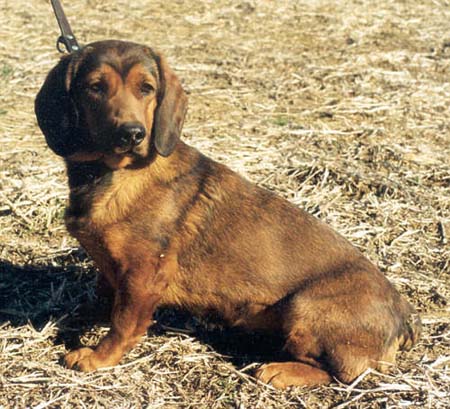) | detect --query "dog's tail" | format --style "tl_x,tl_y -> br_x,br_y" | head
398,304 -> 422,351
